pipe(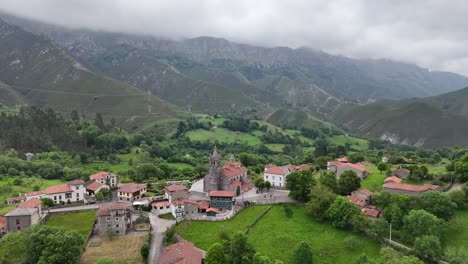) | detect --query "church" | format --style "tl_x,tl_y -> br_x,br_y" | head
203,147 -> 251,196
